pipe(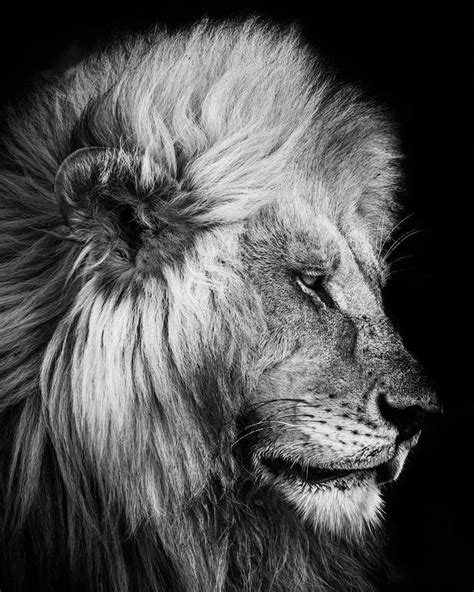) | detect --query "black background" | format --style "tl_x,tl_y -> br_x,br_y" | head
0,2 -> 472,590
